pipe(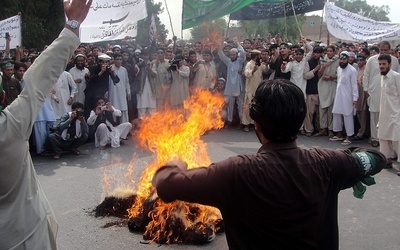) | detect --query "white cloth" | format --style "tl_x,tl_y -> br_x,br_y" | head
363,54 -> 399,112
51,71 -> 77,119
87,107 -> 132,148
332,64 -> 358,116
137,76 -> 156,111
0,28 -> 80,250
318,56 -> 339,108
109,65 -> 130,112
378,69 -> 400,141
69,66 -> 89,104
